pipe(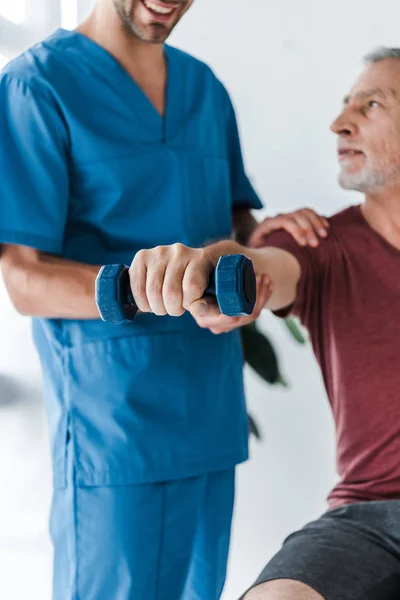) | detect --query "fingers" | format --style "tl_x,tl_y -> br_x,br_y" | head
182,250 -> 213,310
128,245 -> 211,317
248,215 -> 286,248
190,296 -> 221,319
249,216 -> 283,244
162,263 -> 187,317
129,250 -> 152,313
254,274 -> 273,314
249,215 -> 304,248
301,208 -> 329,235
192,275 -> 273,334
249,209 -> 329,249
195,313 -> 241,334
274,215 -> 310,247
210,319 -> 239,335
131,247 -> 170,315
293,209 -> 329,247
